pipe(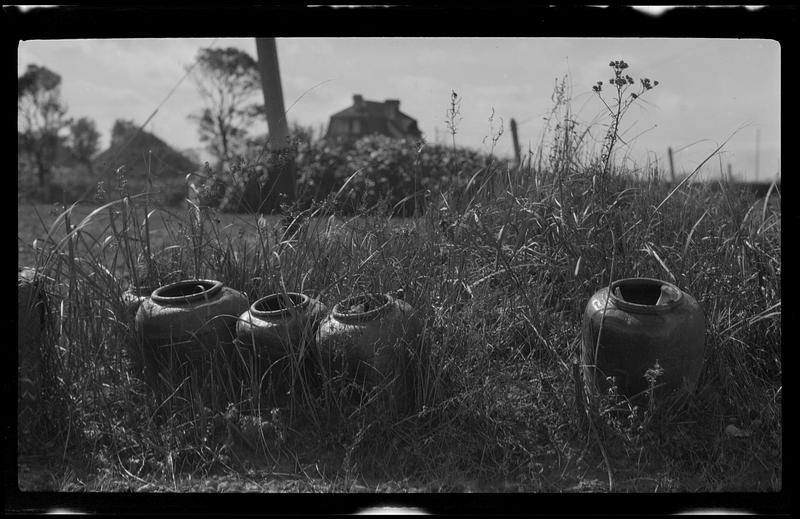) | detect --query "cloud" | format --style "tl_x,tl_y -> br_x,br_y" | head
417,48 -> 449,67
393,75 -> 452,97
278,38 -> 335,58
